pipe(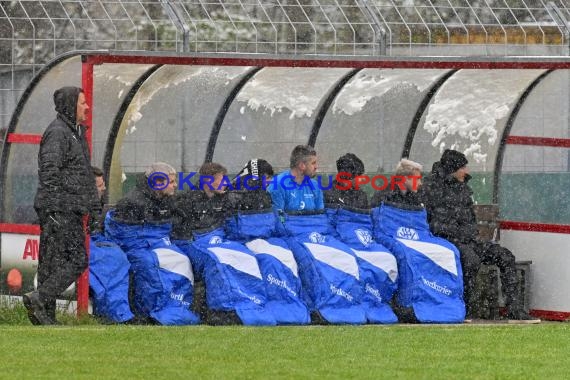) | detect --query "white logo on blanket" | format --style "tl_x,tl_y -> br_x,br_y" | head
208,236 -> 223,245
355,229 -> 373,247
396,227 -> 419,240
309,232 -> 326,243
